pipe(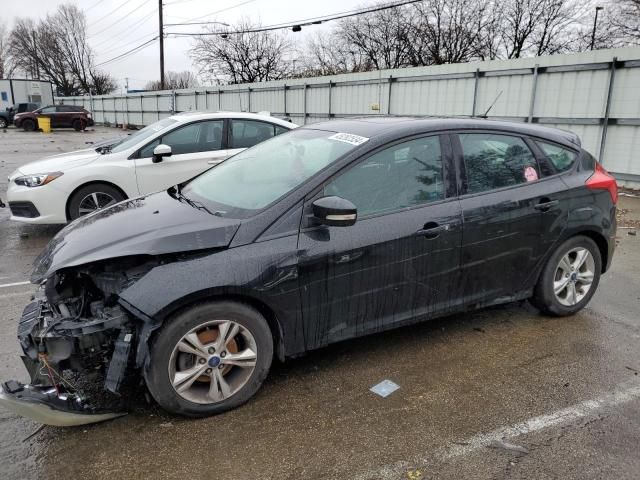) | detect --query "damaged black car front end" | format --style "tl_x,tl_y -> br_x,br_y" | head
1,191 -> 241,426
2,259 -> 149,426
